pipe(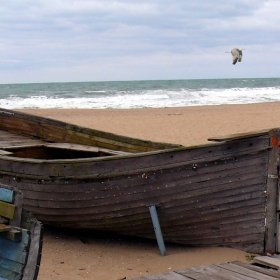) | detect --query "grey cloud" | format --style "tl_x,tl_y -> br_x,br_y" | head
0,0 -> 279,83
